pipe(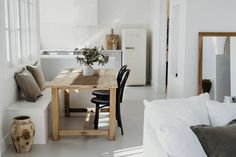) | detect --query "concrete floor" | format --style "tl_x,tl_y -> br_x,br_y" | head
3,86 -> 165,157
